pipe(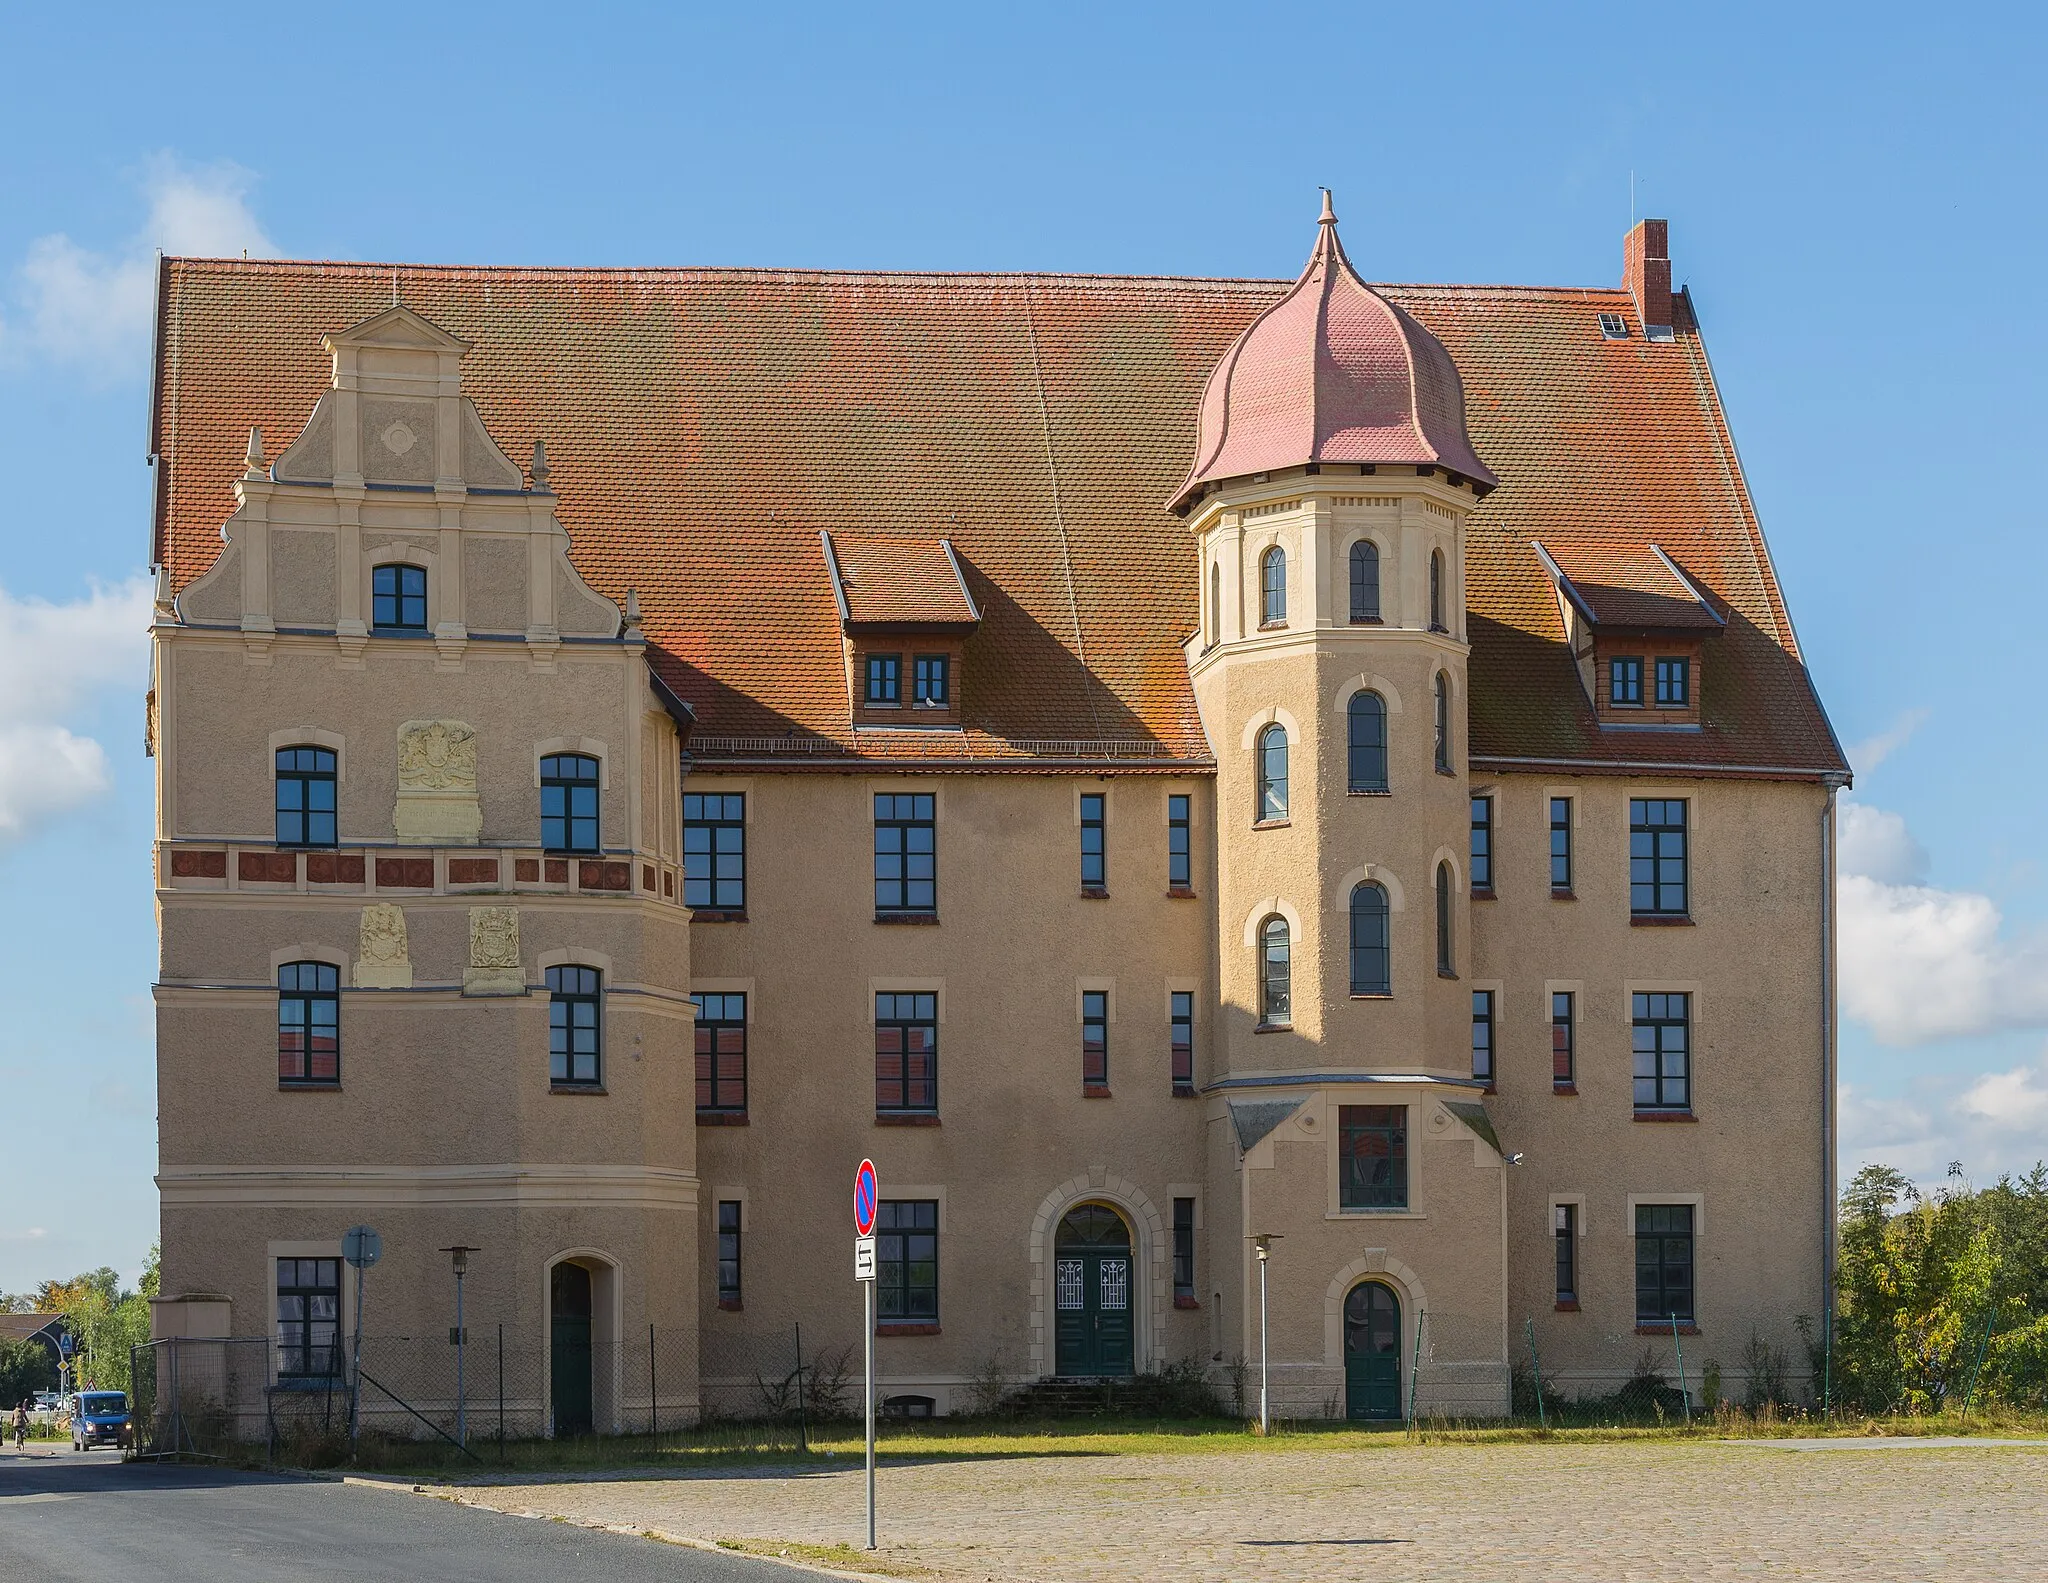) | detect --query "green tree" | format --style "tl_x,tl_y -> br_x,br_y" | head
0,1337 -> 58,1406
